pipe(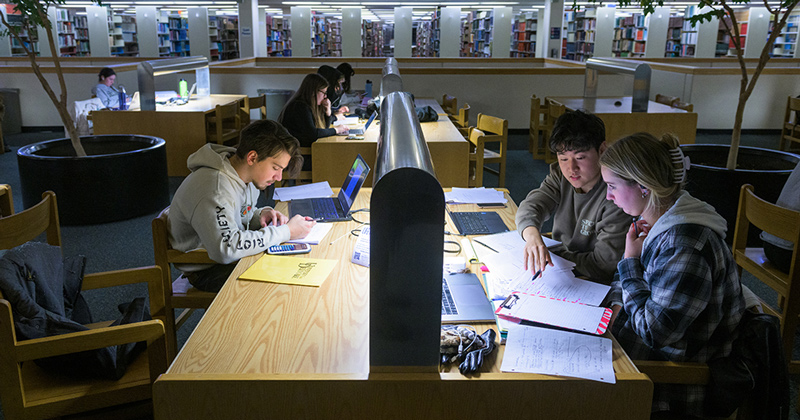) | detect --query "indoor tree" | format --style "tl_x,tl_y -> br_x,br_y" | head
614,0 -> 799,169
0,0 -> 90,156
